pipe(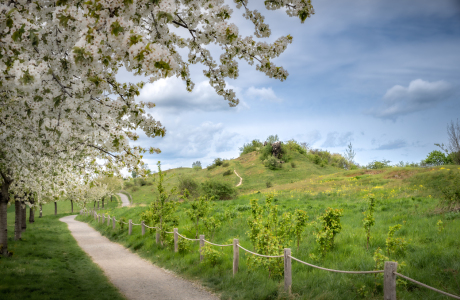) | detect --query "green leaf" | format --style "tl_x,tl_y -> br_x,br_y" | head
154,61 -> 171,70
12,24 -> 25,42
110,21 -> 124,36
157,12 -> 174,22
